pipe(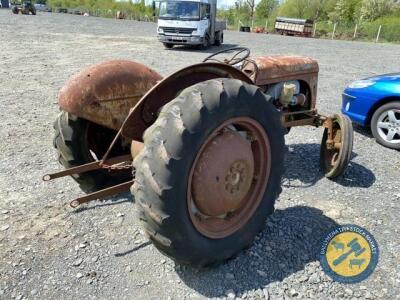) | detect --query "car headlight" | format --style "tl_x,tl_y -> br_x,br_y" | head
348,79 -> 375,89
157,27 -> 163,33
192,30 -> 198,35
